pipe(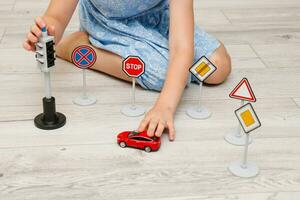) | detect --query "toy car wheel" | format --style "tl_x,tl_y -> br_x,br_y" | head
144,146 -> 152,152
119,142 -> 126,148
